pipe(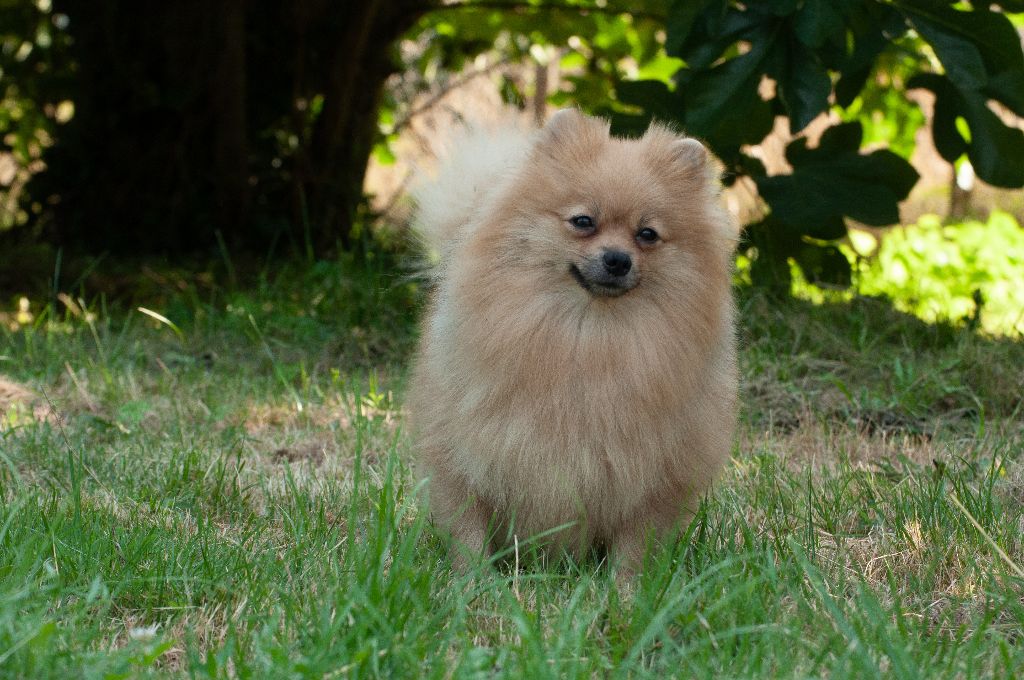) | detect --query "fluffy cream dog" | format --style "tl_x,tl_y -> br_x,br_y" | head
409,109 -> 738,572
